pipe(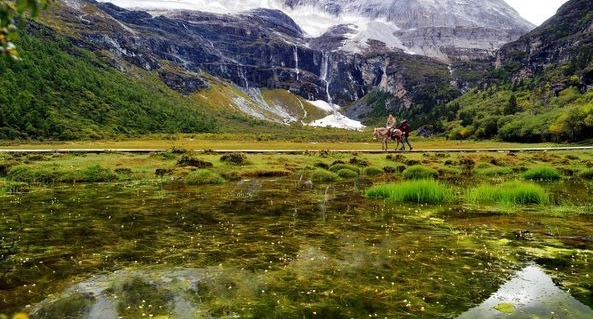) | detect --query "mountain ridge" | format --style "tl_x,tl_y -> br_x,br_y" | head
3,0 -> 592,142
96,0 -> 533,60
